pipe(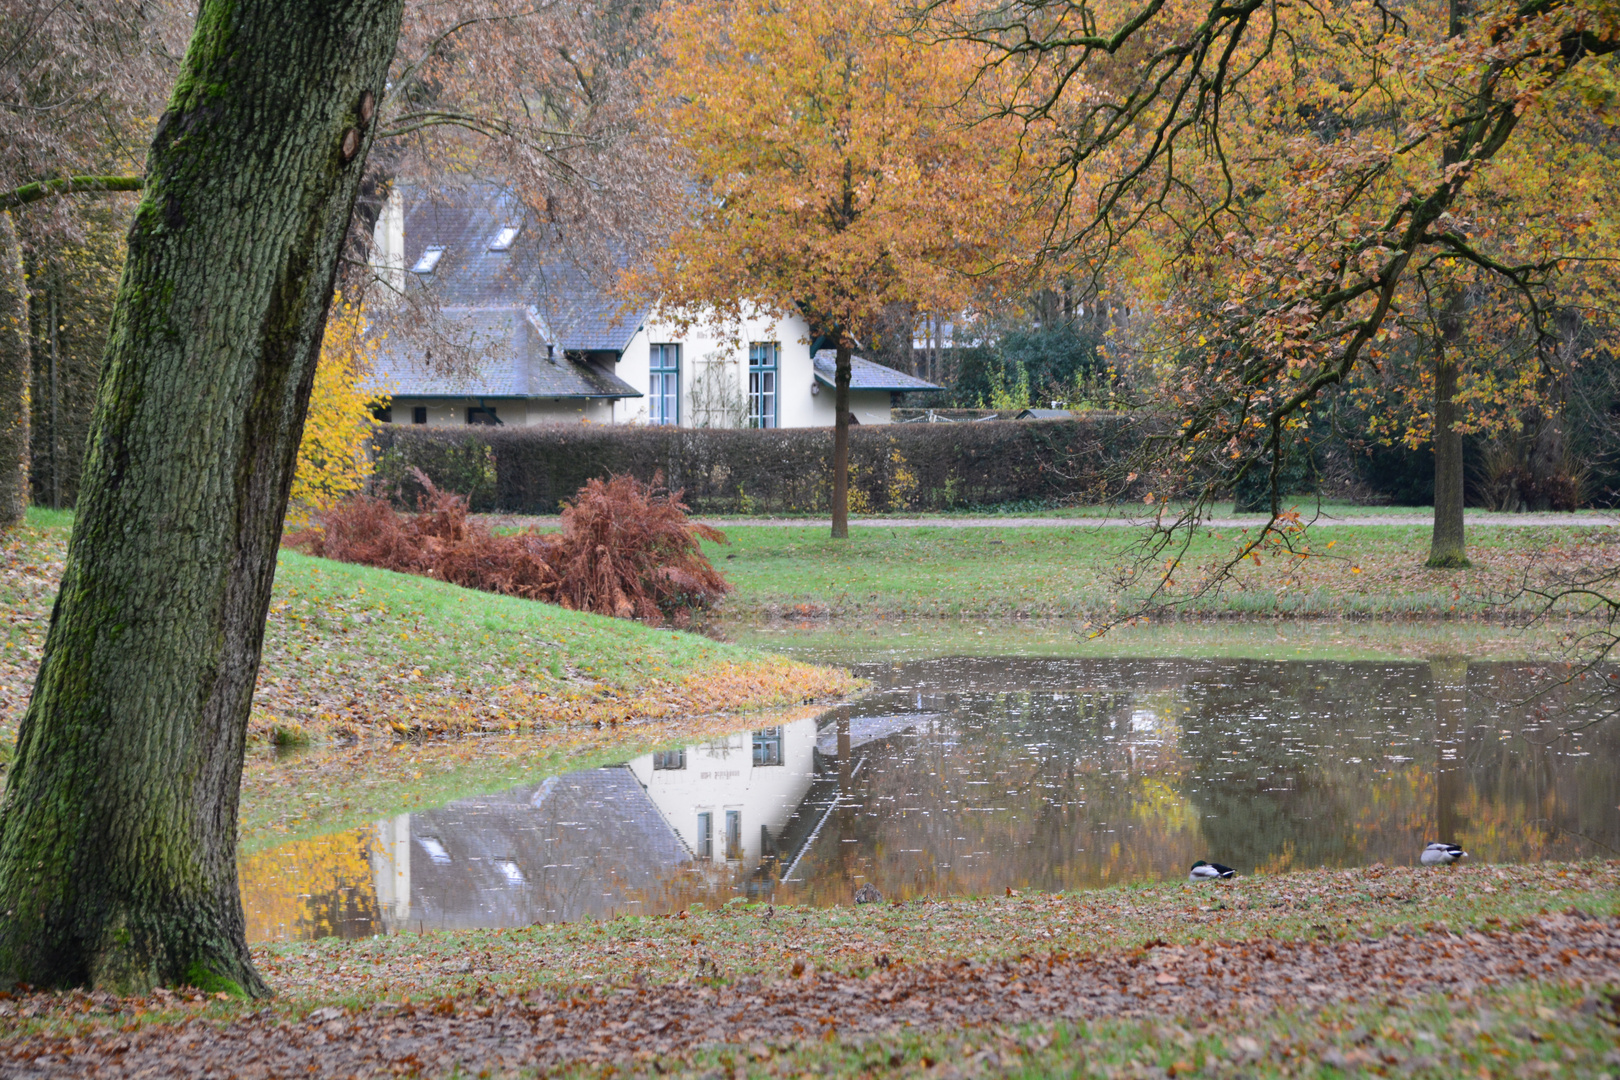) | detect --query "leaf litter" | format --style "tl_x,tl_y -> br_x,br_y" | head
1,910 -> 1617,1077
2,863 -> 1618,1077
